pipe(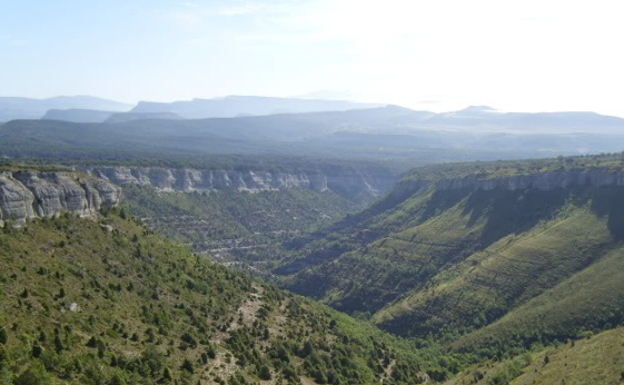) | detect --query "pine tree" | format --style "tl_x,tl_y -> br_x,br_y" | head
259,365 -> 272,380
53,335 -> 63,354
32,343 -> 43,358
163,367 -> 173,382
181,358 -> 194,373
